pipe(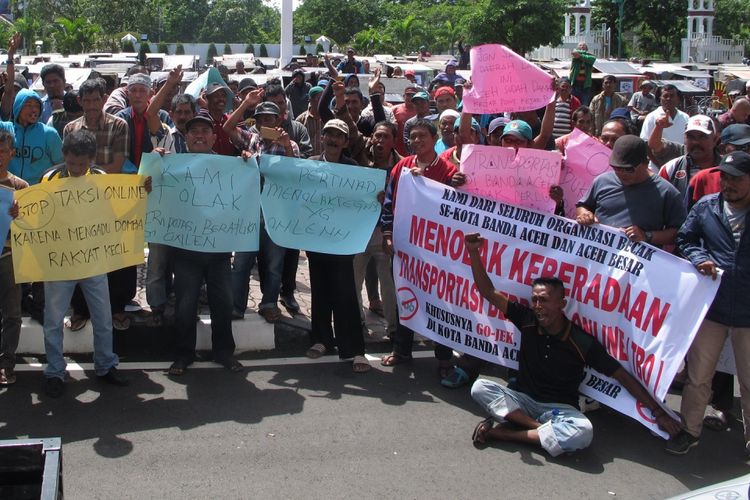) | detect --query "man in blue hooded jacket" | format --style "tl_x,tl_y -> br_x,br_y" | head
7,88 -> 64,185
